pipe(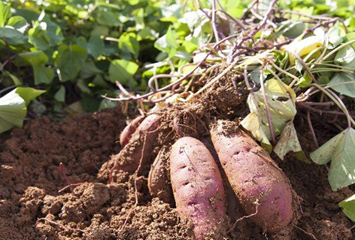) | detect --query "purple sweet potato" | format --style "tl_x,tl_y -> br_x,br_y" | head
210,120 -> 293,233
170,137 -> 226,239
120,115 -> 145,147
112,114 -> 160,173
